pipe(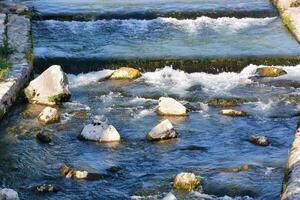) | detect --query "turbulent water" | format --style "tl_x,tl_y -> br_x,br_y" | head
0,65 -> 299,199
33,16 -> 300,59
